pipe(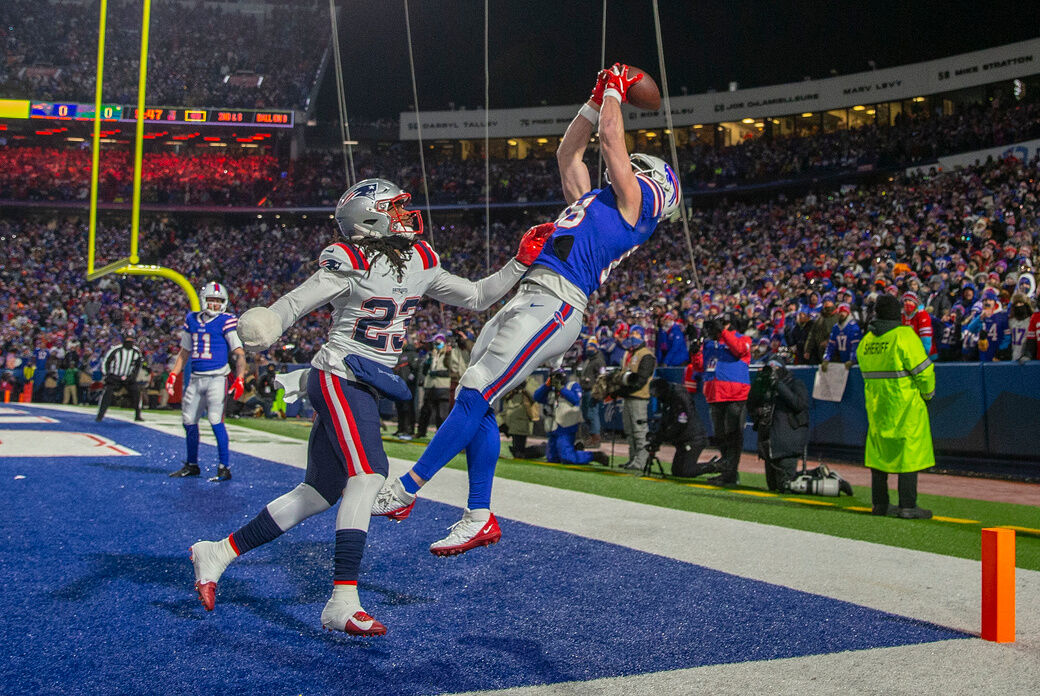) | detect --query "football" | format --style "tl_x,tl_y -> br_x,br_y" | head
625,66 -> 661,110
